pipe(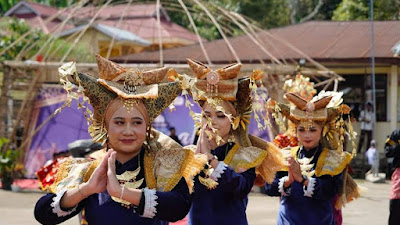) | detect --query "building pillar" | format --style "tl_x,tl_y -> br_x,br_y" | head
390,65 -> 398,132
